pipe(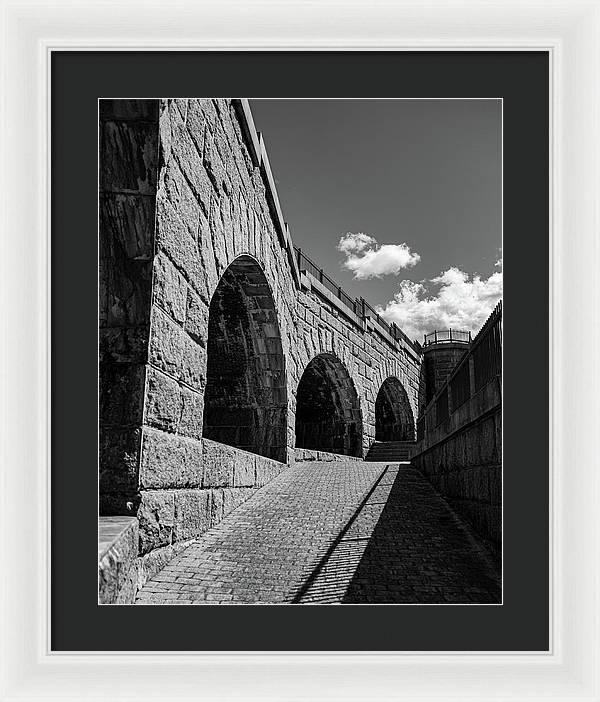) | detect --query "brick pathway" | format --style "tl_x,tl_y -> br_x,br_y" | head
135,462 -> 501,605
